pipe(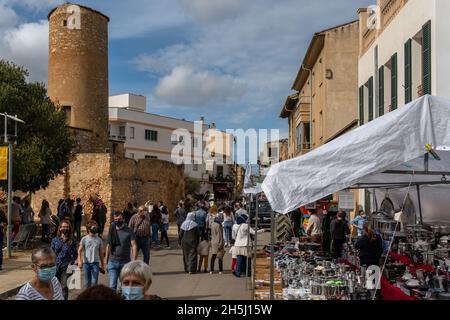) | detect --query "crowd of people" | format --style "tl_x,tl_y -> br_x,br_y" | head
7,196 -> 264,300
304,208 -> 383,267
